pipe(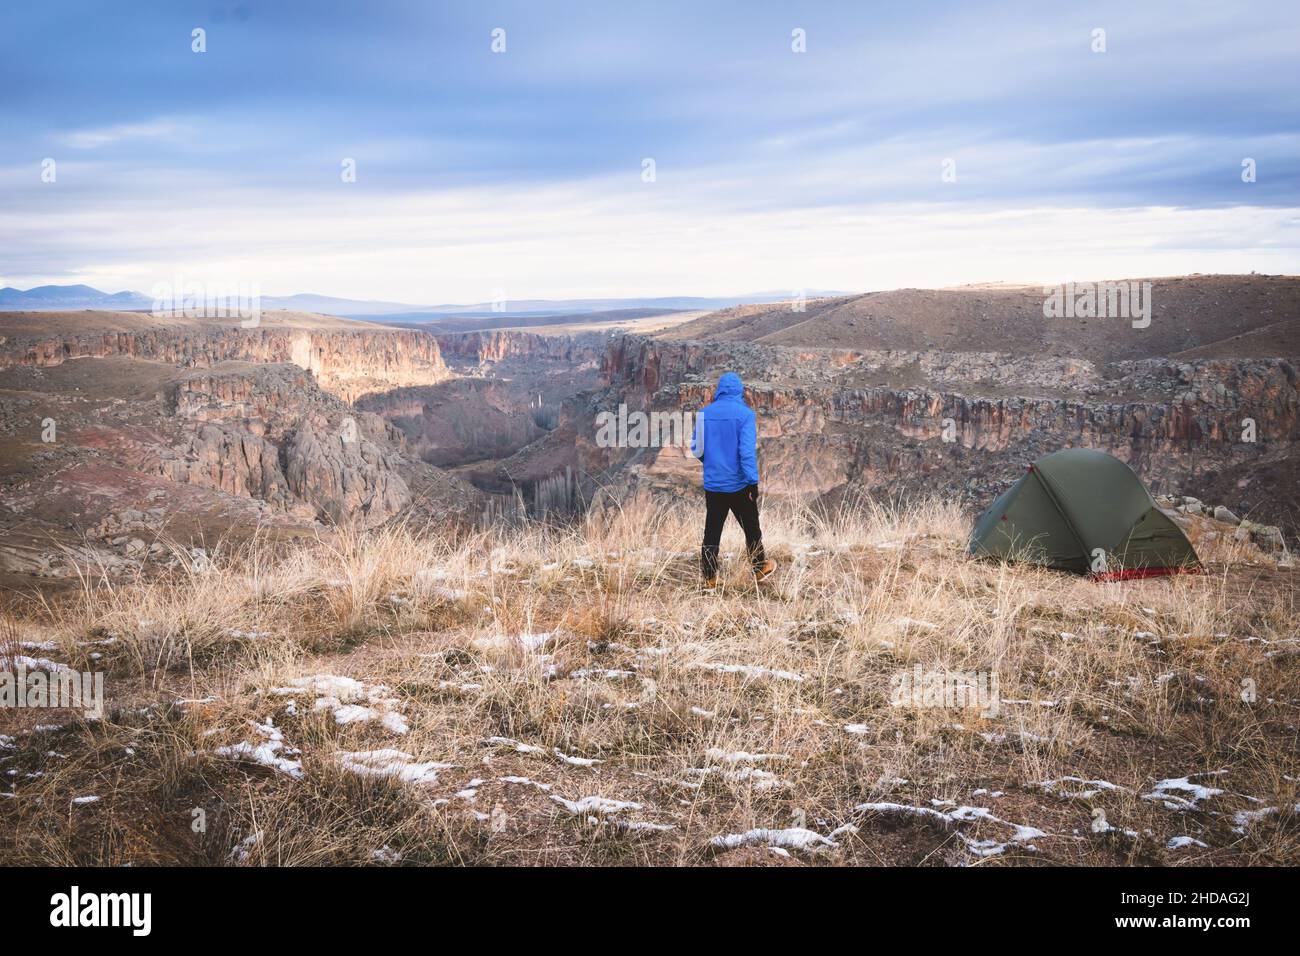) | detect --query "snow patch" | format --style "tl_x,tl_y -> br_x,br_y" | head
687,765 -> 791,792
710,827 -> 838,852
1142,776 -> 1224,811
214,718 -> 303,778
551,795 -> 642,815
704,748 -> 790,764
1037,777 -> 1129,800
335,749 -> 452,785
284,674 -> 411,736
856,802 -> 1047,857
692,661 -> 805,682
